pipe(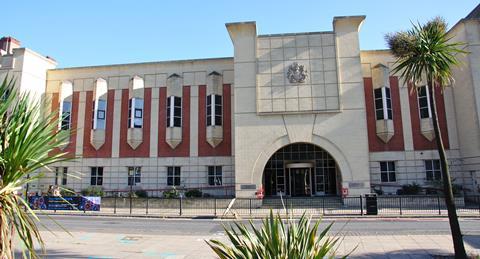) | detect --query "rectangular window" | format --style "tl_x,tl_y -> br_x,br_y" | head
208,166 -> 223,186
167,166 -> 181,186
127,167 -> 141,186
207,94 -> 222,126
417,86 -> 431,119
128,98 -> 144,128
55,167 -> 68,185
374,87 -> 392,120
92,99 -> 107,130
90,167 -> 104,186
60,101 -> 72,130
380,161 -> 396,182
167,96 -> 182,127
425,159 -> 441,181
